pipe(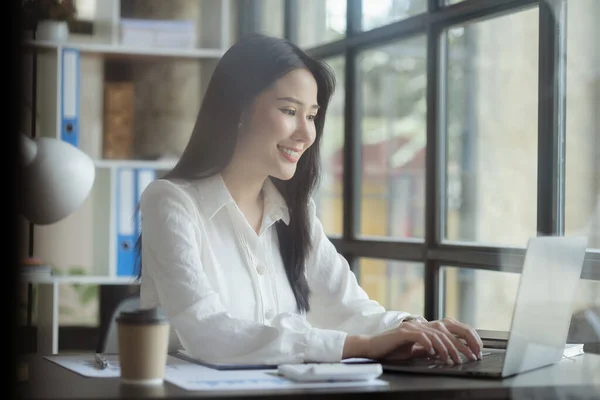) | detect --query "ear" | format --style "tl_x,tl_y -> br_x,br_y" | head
238,110 -> 250,131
